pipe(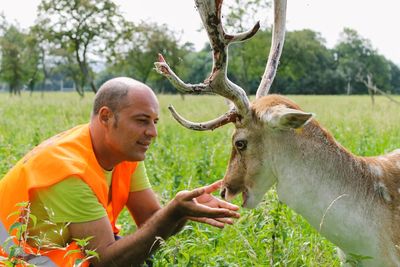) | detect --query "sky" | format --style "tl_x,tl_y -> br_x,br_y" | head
0,0 -> 399,64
